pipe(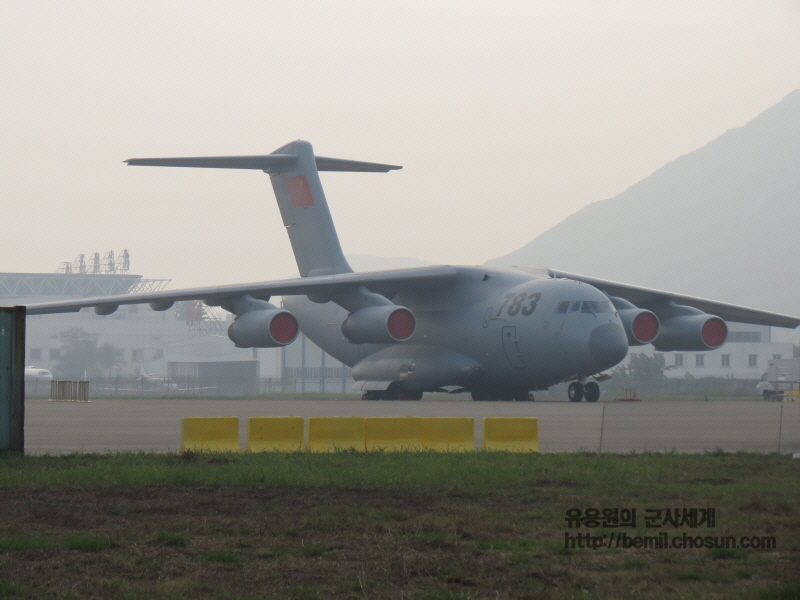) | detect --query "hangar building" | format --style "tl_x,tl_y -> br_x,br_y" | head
1,251 -> 354,395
